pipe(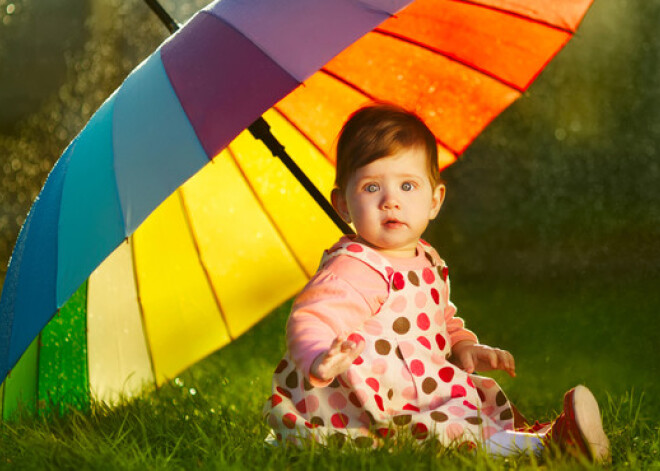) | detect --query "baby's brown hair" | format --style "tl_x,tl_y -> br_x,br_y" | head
335,103 -> 440,191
